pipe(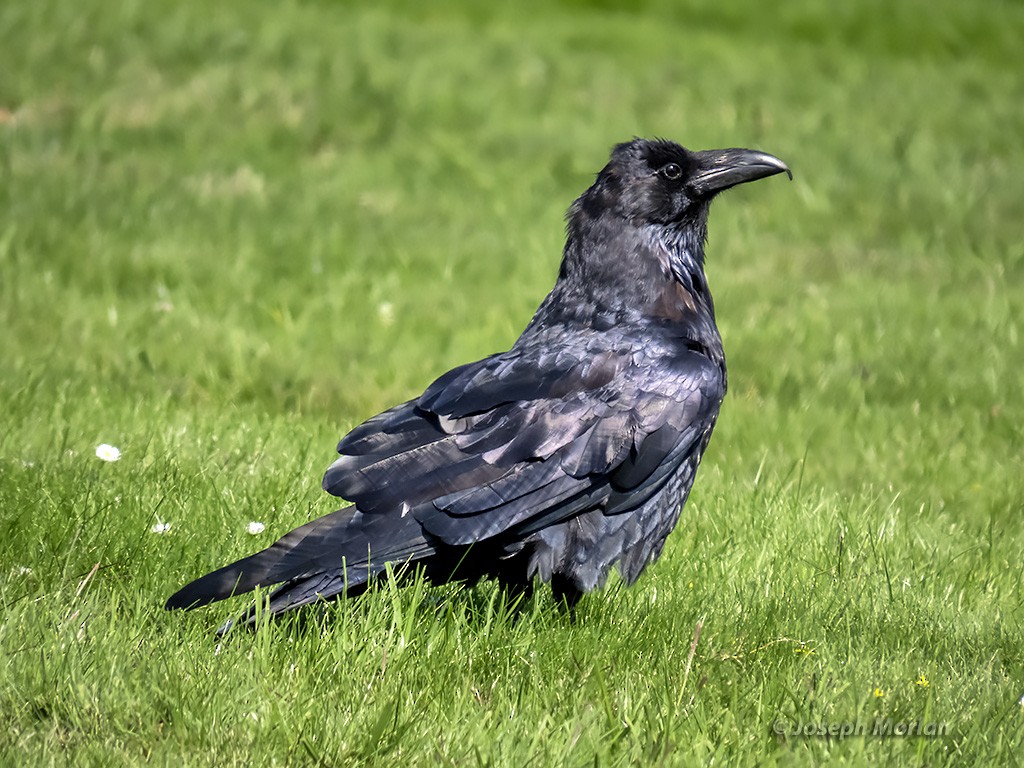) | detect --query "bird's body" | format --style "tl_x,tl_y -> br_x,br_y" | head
166,139 -> 789,620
